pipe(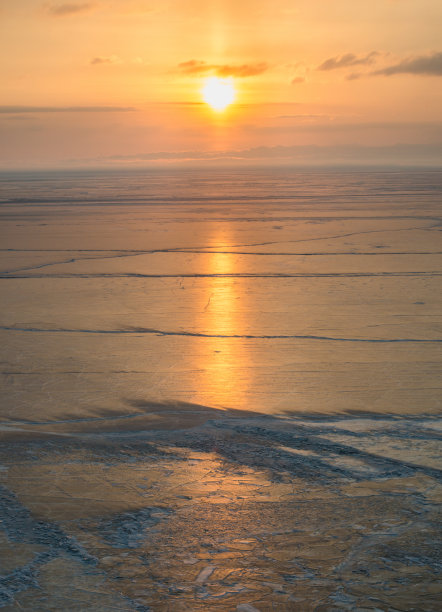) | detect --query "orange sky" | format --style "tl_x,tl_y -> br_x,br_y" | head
1,0 -> 442,167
